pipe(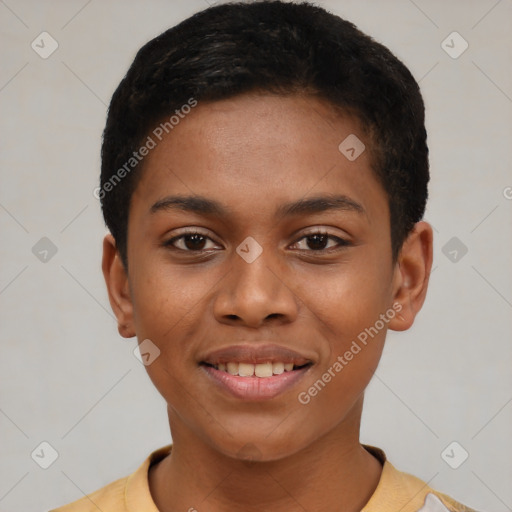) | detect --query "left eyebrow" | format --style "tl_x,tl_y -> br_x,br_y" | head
149,194 -> 365,218
275,194 -> 366,219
